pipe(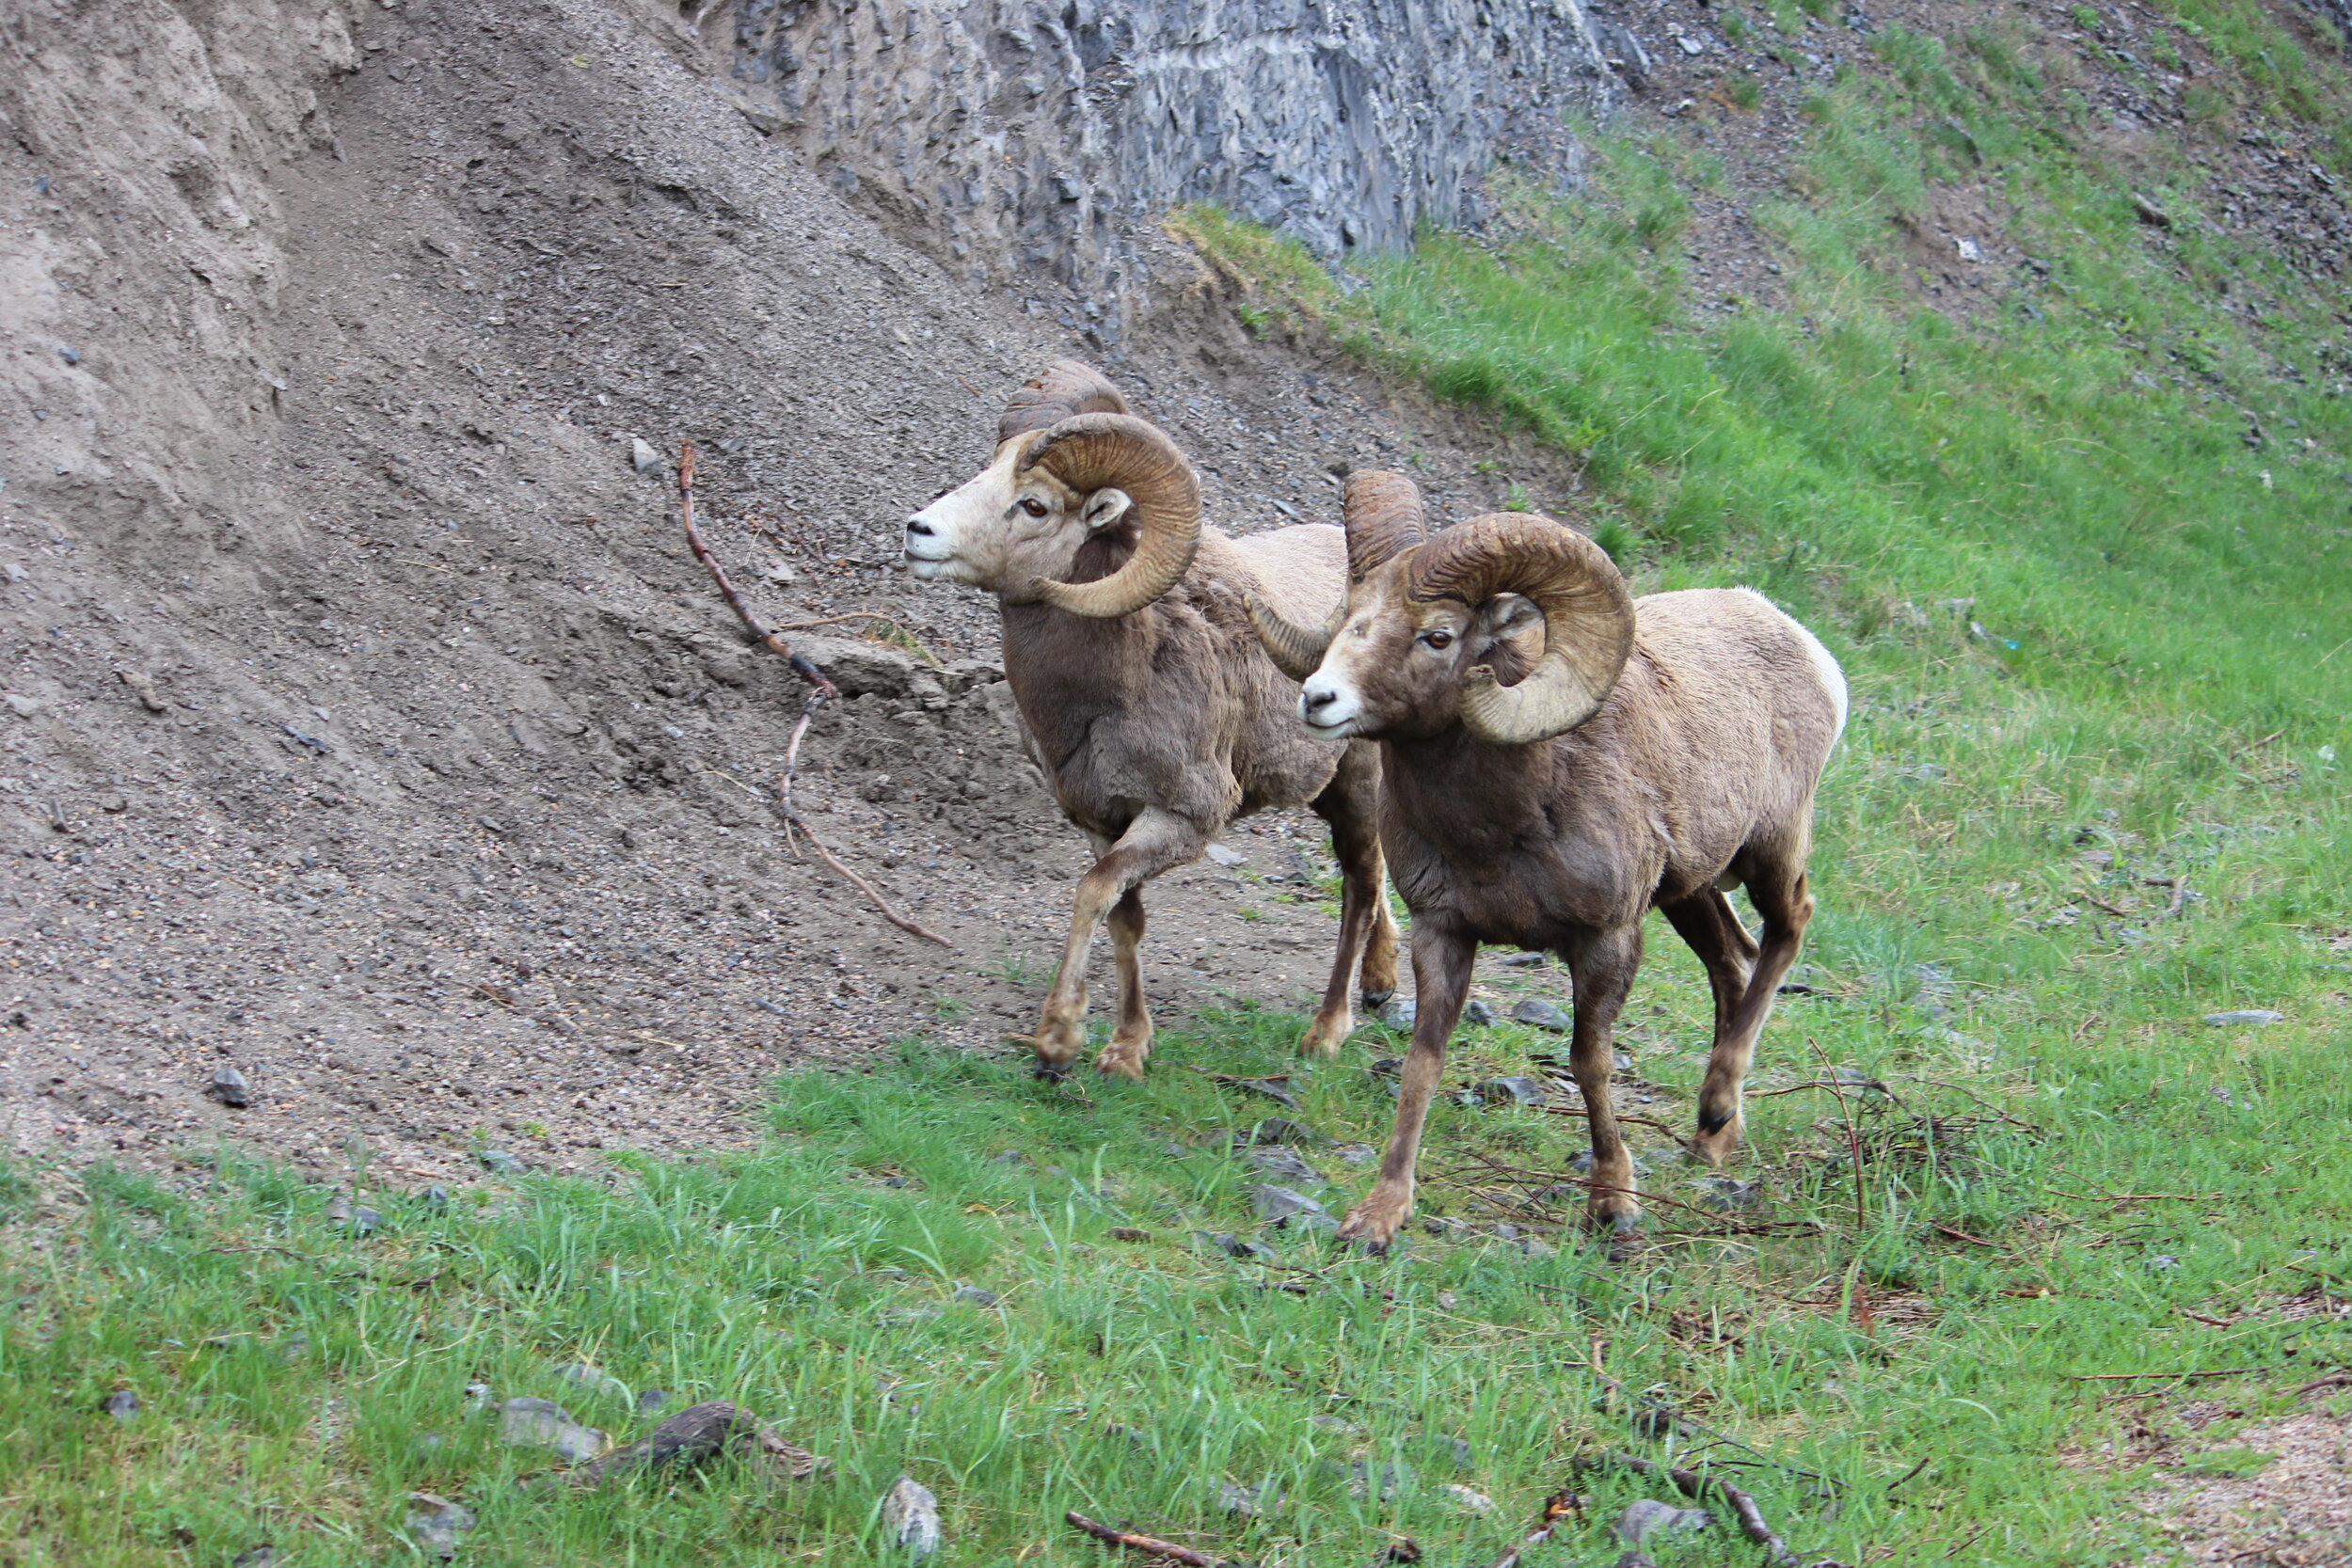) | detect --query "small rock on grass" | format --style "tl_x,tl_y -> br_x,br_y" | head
1198,1230 -> 1280,1262
475,1148 -> 523,1175
1499,951 -> 1549,968
1444,1482 -> 1495,1513
636,1388 -> 670,1416
1204,842 -> 1246,867
102,1389 -> 138,1422
1614,1498 -> 1709,1546
206,1066 -> 251,1108
498,1397 -> 605,1463
562,1400 -> 828,1490
230,1548 -> 277,1568
1216,1478 -> 1280,1516
1463,999 -> 1498,1027
552,1363 -> 633,1406
2203,1009 -> 2283,1027
1511,998 -> 1572,1032
1479,1076 -> 1549,1107
1689,1176 -> 1760,1212
1250,1184 -> 1336,1232
405,1494 -> 474,1560
1242,1144 -> 1322,1185
950,1285 -> 1000,1307
1376,995 -> 1417,1030
881,1474 -> 943,1558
